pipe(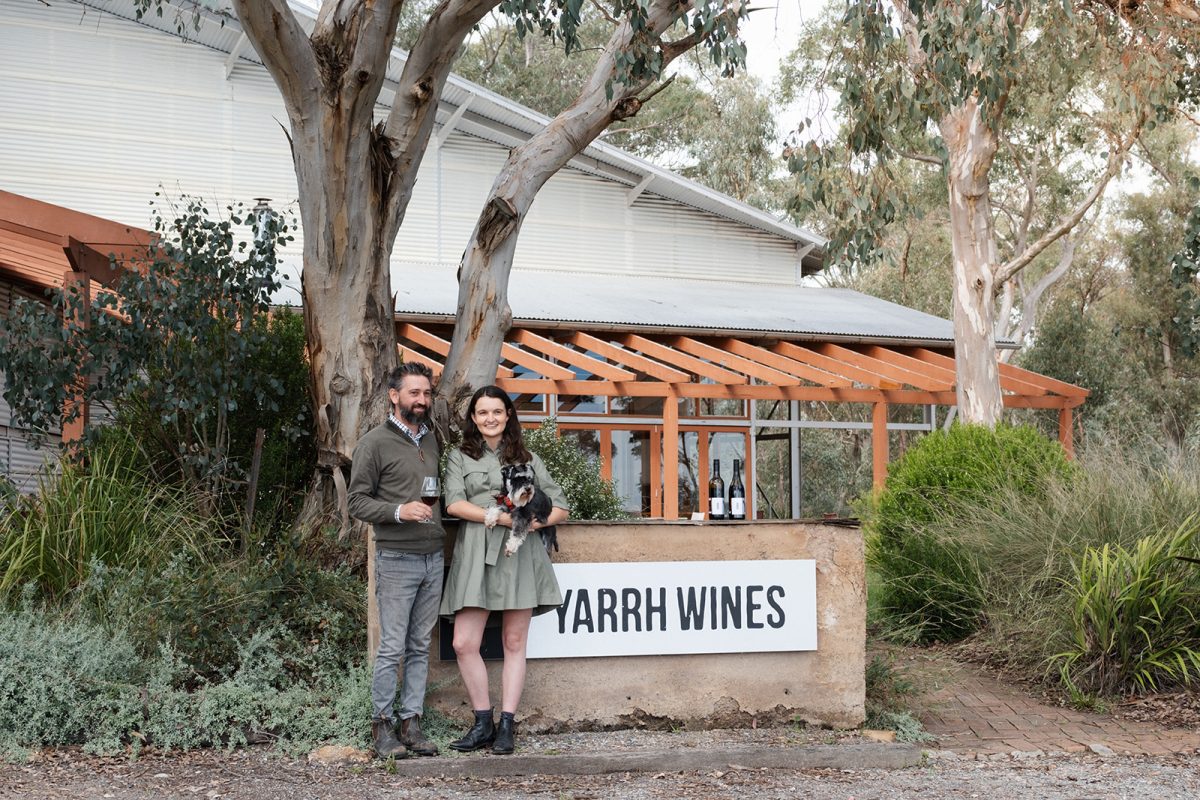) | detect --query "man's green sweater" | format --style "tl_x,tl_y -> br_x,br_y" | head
347,420 -> 444,554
